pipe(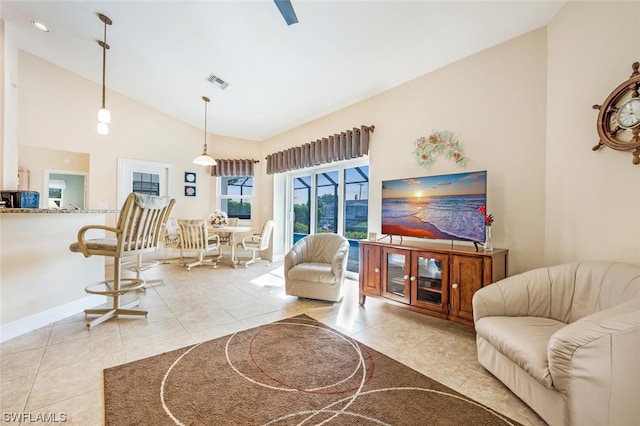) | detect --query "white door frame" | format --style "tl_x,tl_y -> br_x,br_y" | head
117,158 -> 174,208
